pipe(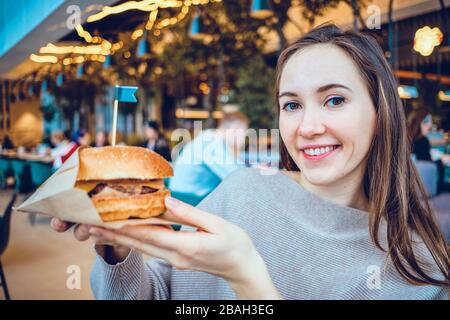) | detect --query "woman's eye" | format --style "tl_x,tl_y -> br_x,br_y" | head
325,96 -> 345,108
282,102 -> 301,111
